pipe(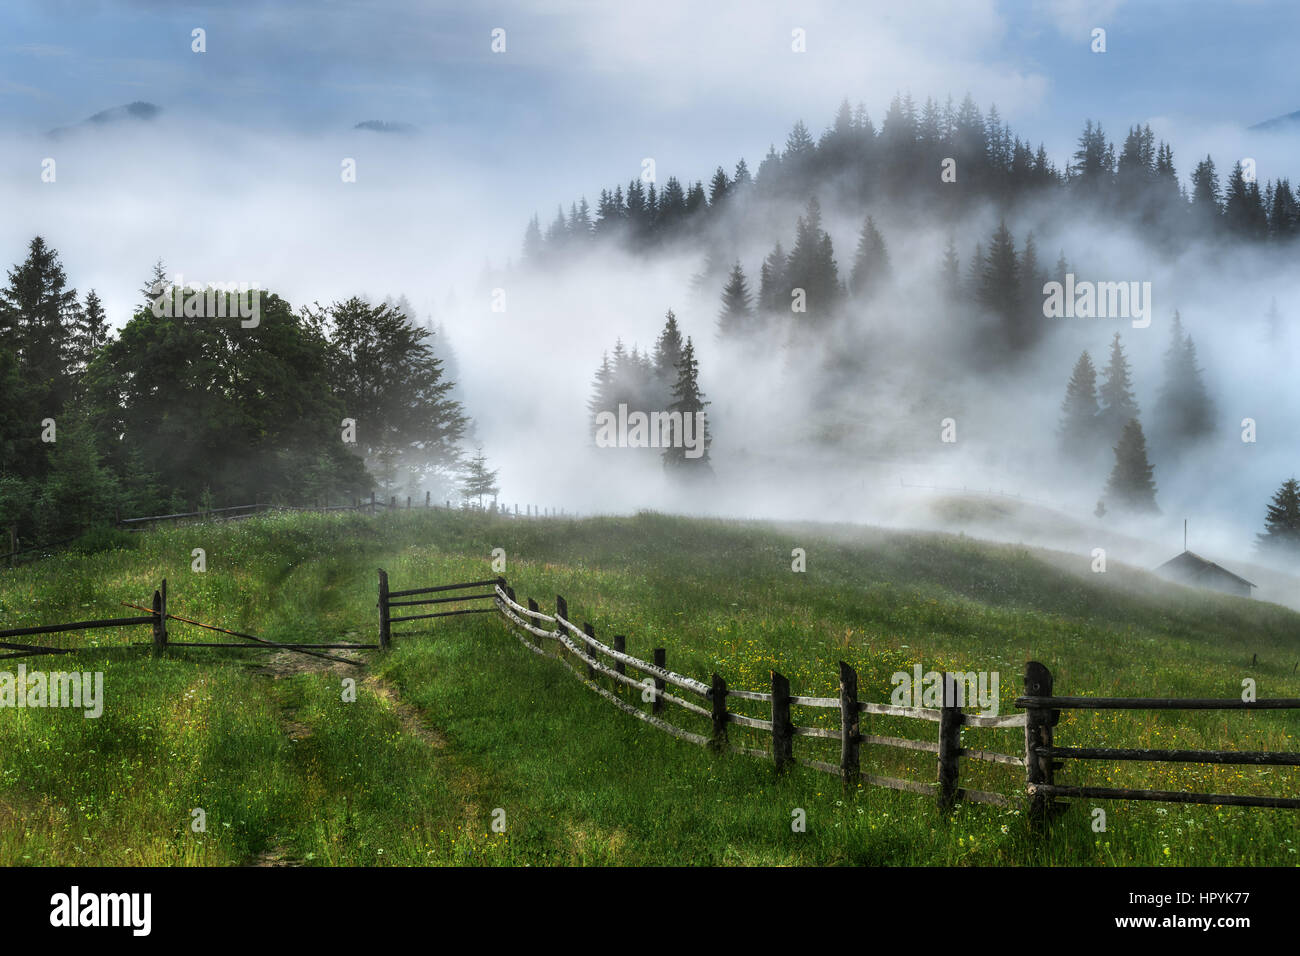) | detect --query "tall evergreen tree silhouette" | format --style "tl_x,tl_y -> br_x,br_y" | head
716,262 -> 754,339
1104,418 -> 1158,513
1058,350 -> 1100,458
1257,477 -> 1300,557
848,215 -> 890,298
1098,332 -> 1139,443
663,337 -> 712,475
